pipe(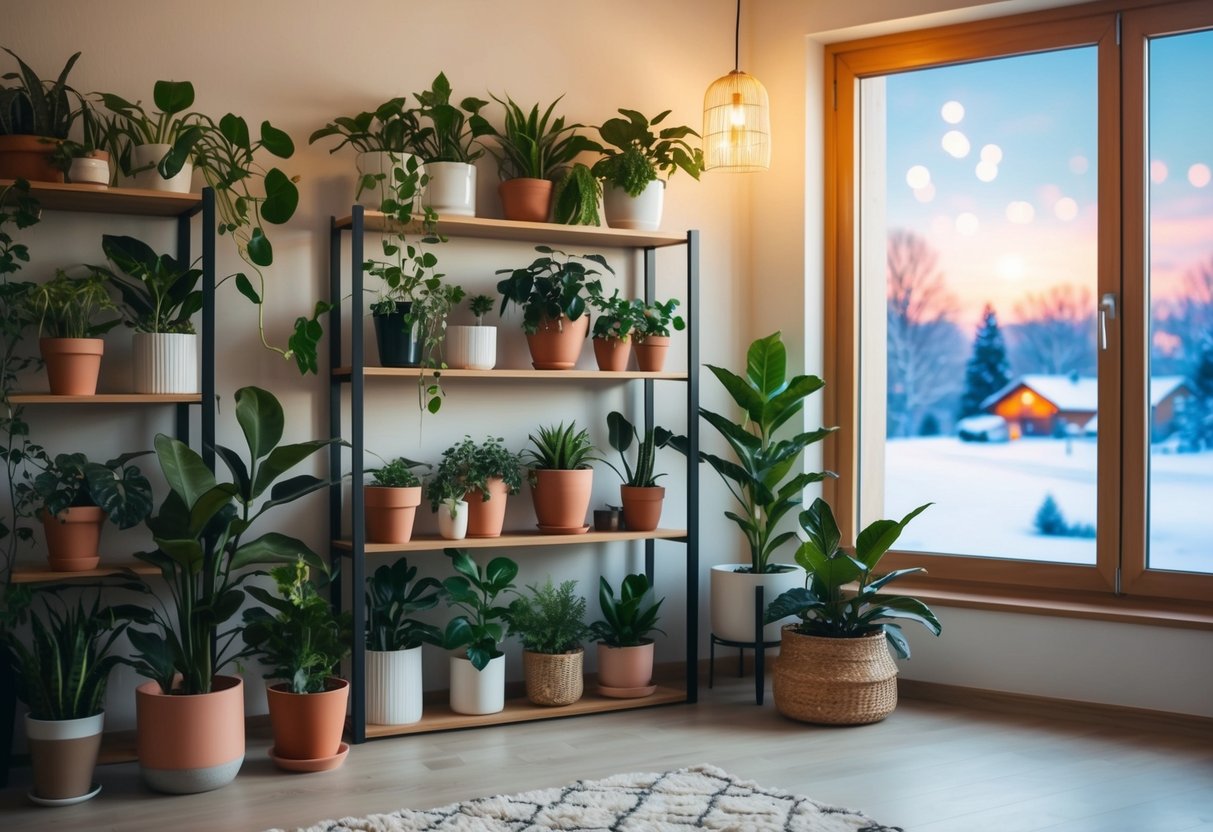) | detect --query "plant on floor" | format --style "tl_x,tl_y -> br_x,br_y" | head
92,234 -> 203,334
590,573 -> 664,647
441,548 -> 518,670
410,72 -> 488,164
523,421 -> 597,471
0,47 -> 83,139
366,558 -> 444,652
603,411 -> 673,487
764,498 -> 940,658
553,163 -> 602,226
16,450 -> 153,530
590,109 -> 704,196
505,578 -> 591,654
469,94 -> 599,182
26,268 -> 121,339
427,435 -> 523,512
496,246 -> 613,334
